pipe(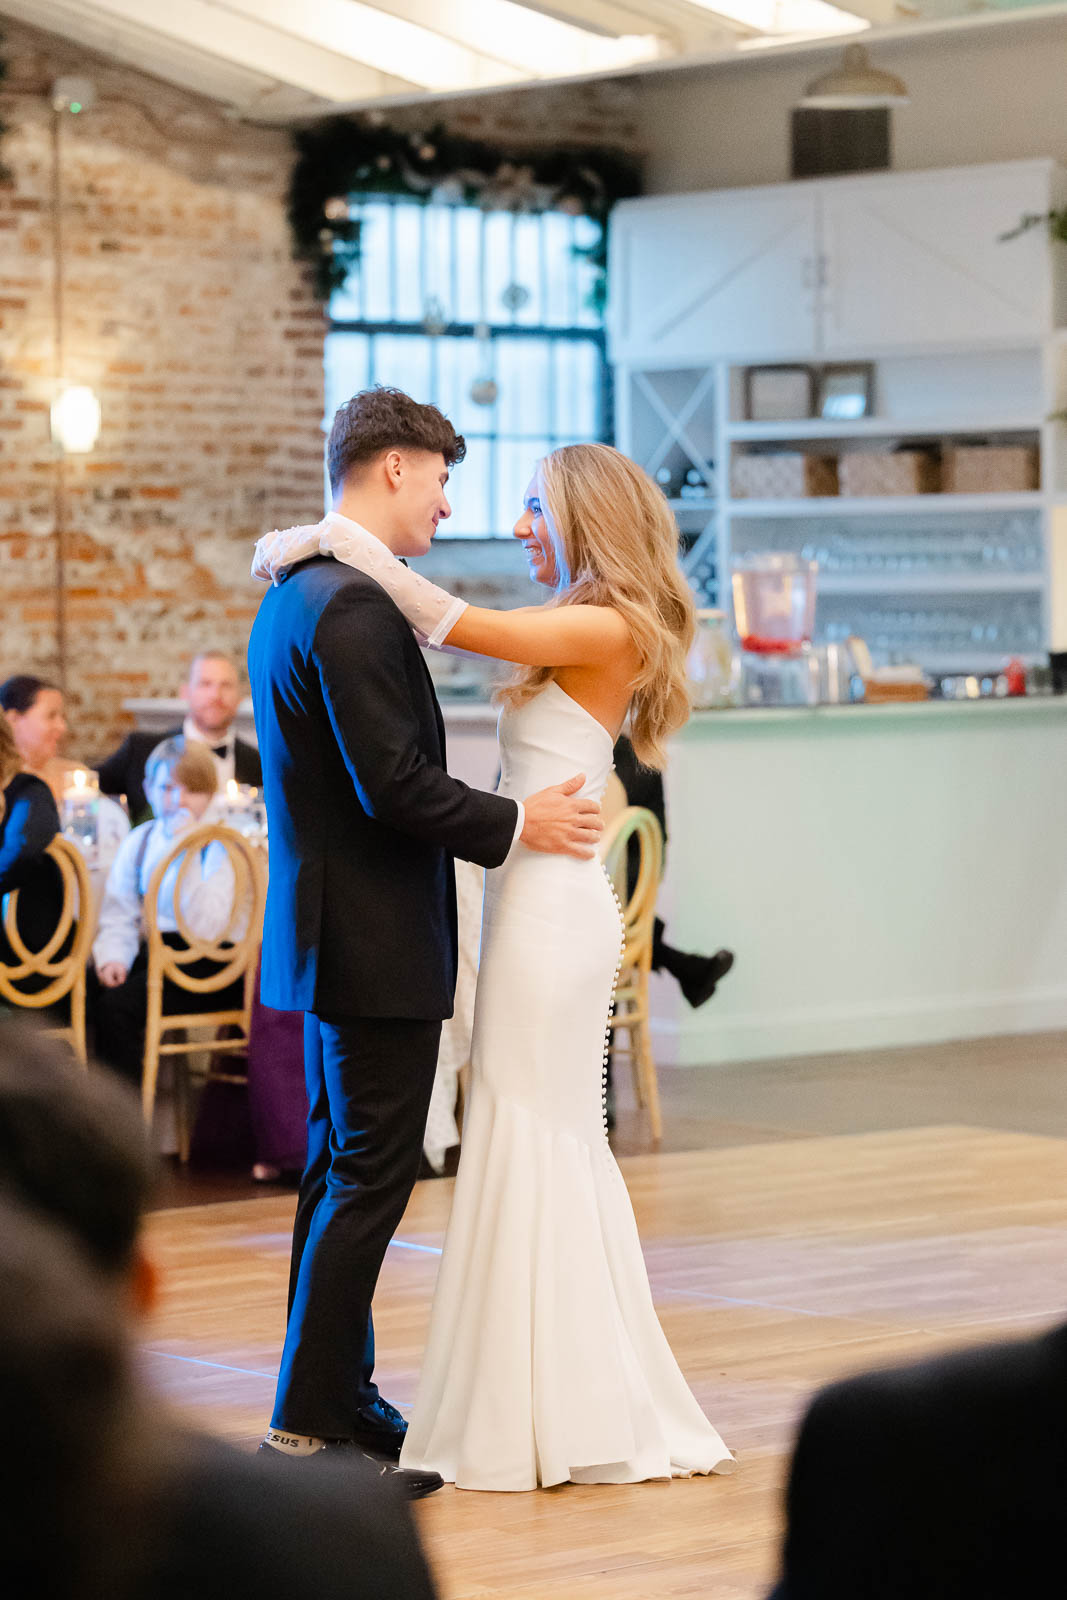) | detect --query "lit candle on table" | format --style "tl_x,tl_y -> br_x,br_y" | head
224,779 -> 256,826
61,767 -> 98,862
